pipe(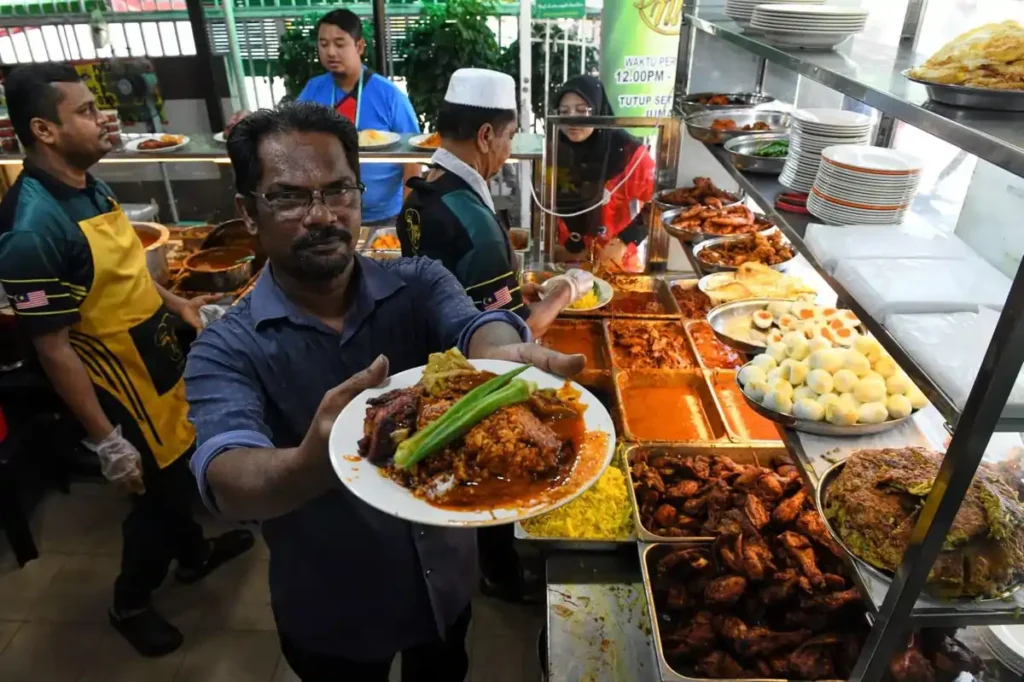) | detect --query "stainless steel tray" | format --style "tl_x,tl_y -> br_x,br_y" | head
683,109 -> 791,146
691,230 -> 796,274
705,369 -> 785,446
560,275 -> 682,319
652,185 -> 745,215
734,361 -> 915,437
706,298 -> 796,354
666,278 -> 715,322
614,370 -> 727,444
513,521 -> 633,551
661,206 -> 775,245
678,91 -> 777,116
623,443 -> 782,543
903,69 -> 1024,112
682,321 -> 747,373
723,133 -> 789,175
